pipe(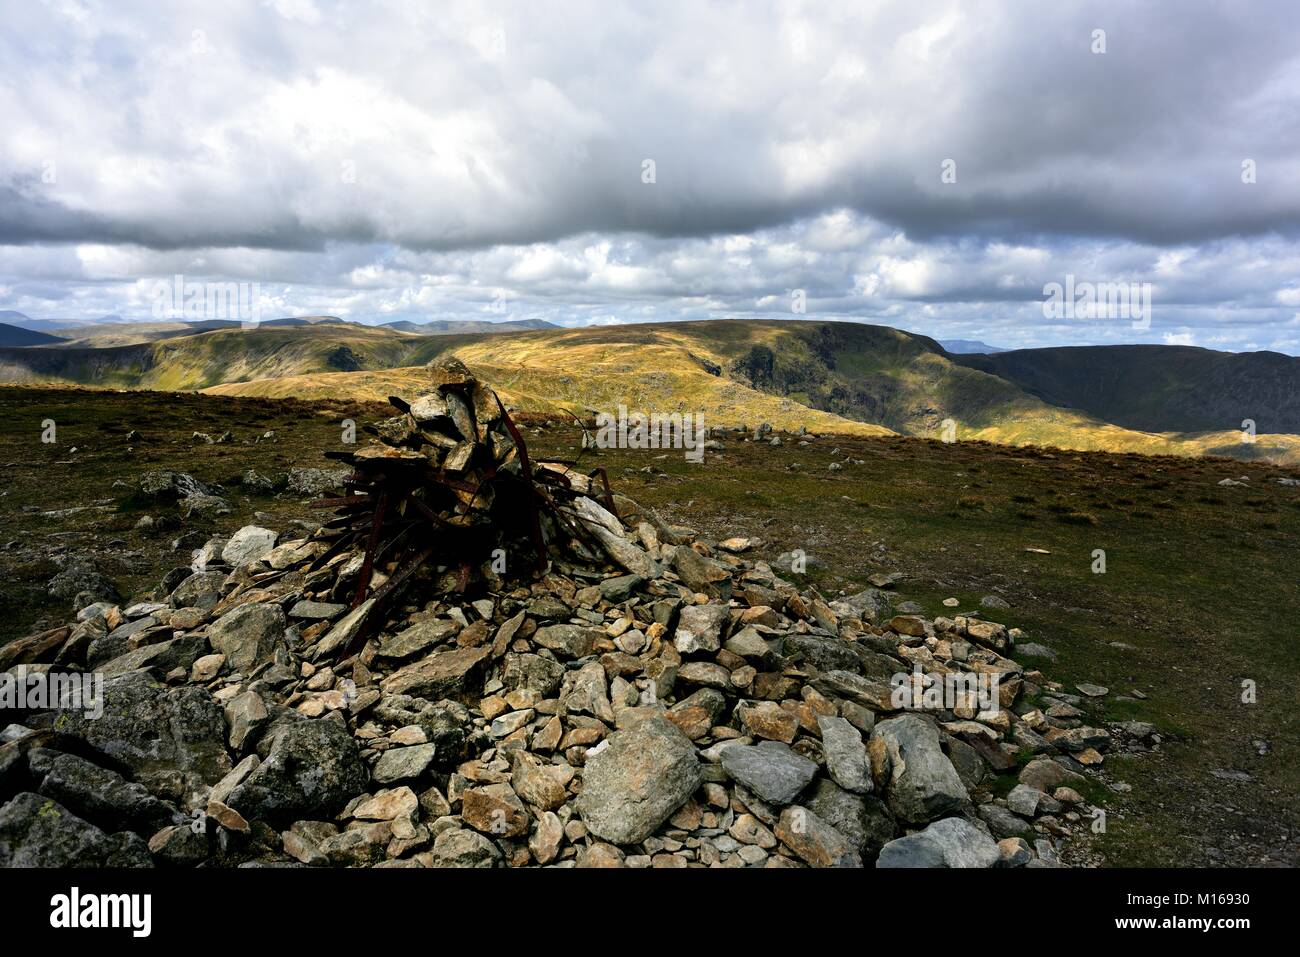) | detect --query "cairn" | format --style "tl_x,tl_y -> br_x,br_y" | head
0,363 -> 1134,869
